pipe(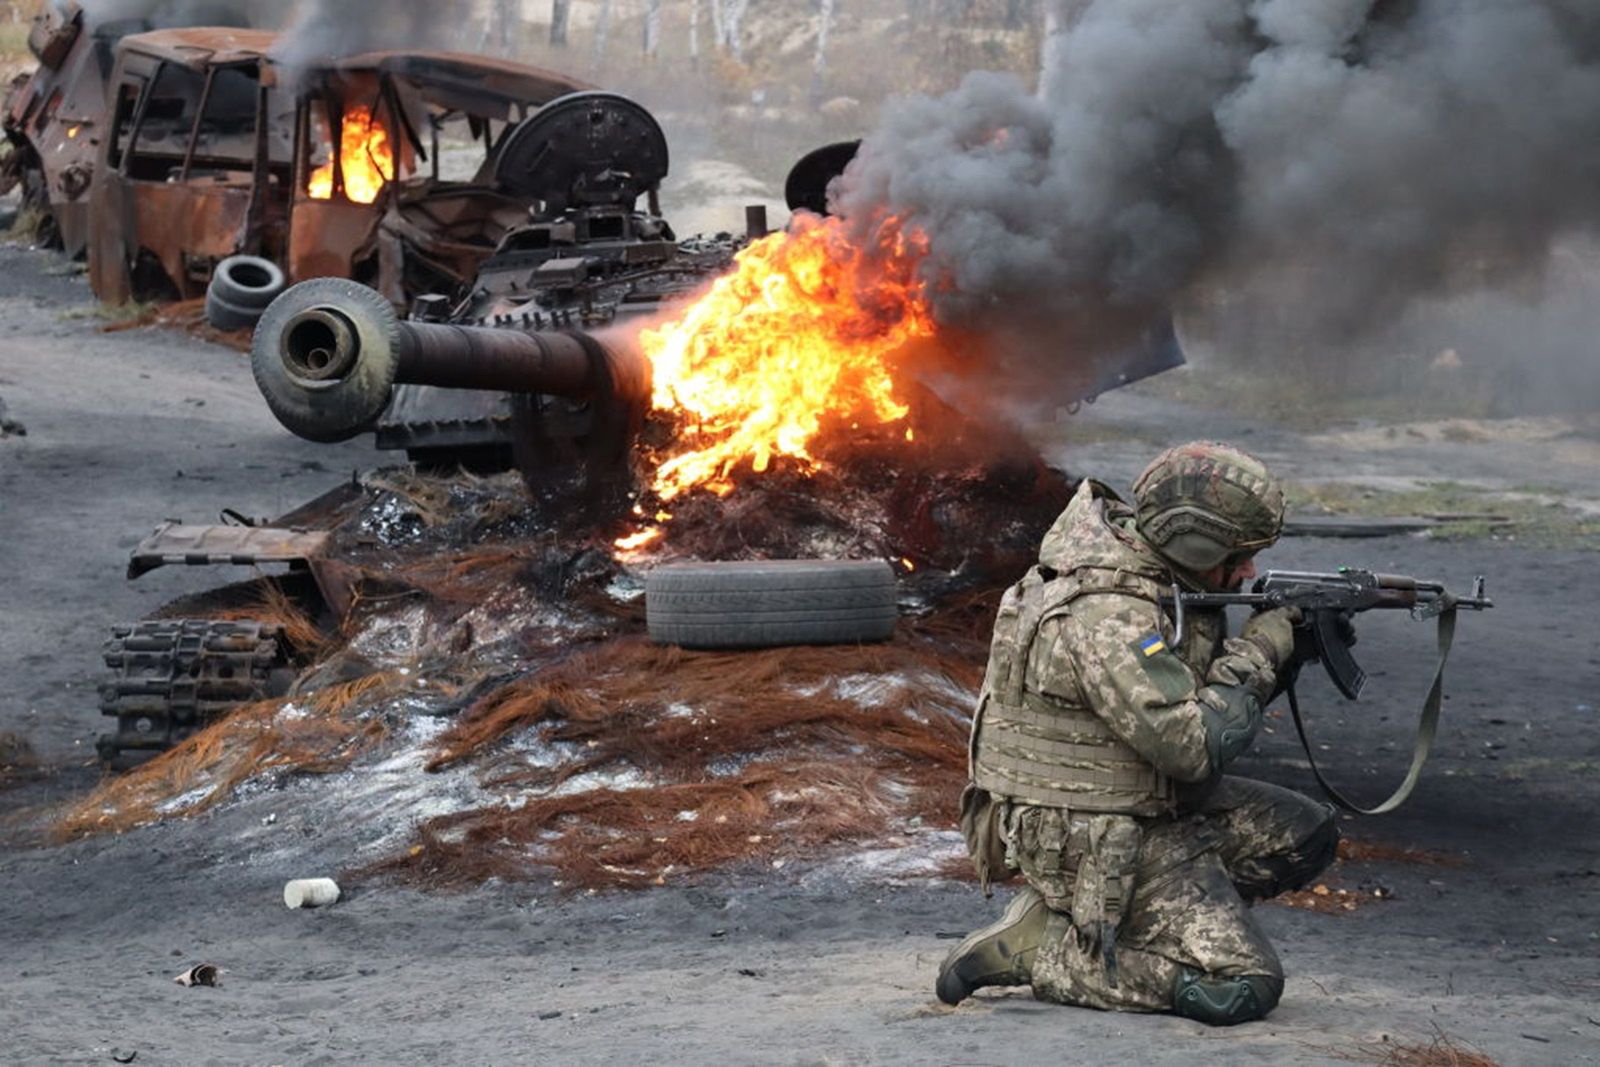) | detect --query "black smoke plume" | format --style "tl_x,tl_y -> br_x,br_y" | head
835,0 -> 1600,391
